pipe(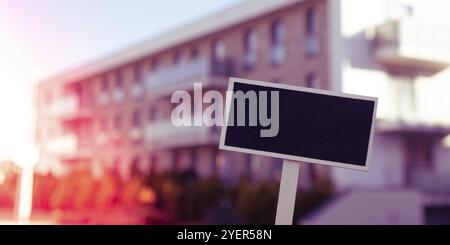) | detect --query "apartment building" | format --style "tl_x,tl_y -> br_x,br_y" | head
304,0 -> 450,224
35,0 -> 329,185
